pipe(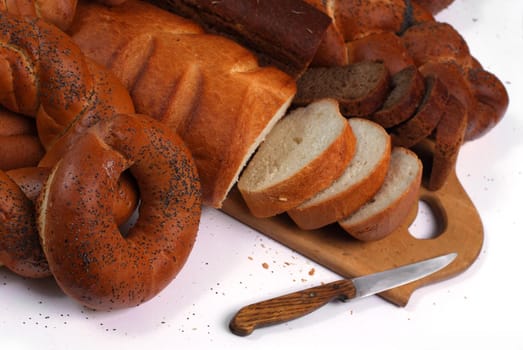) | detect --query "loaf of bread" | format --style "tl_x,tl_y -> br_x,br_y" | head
145,0 -> 332,77
68,0 -> 297,208
287,118 -> 390,230
237,99 -> 355,218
